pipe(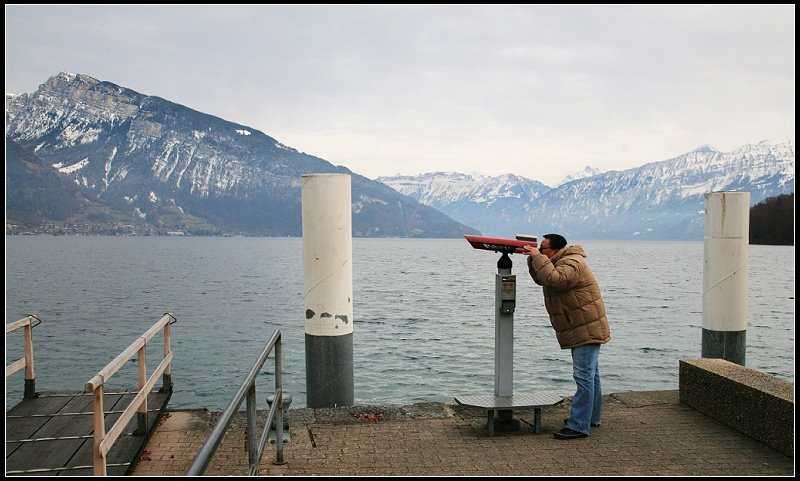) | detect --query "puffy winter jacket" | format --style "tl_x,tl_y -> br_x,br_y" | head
527,245 -> 611,349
